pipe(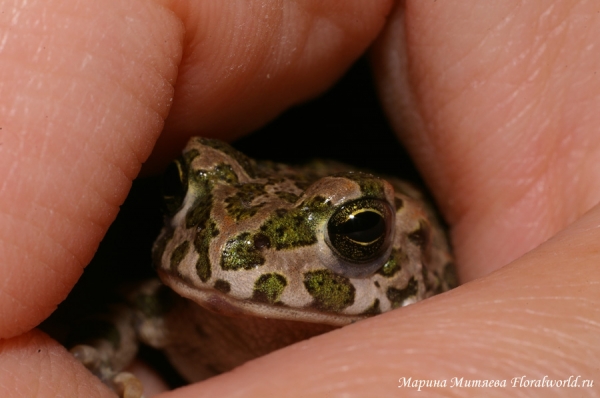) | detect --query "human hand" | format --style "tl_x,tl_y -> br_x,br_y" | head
1,1 -> 599,397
